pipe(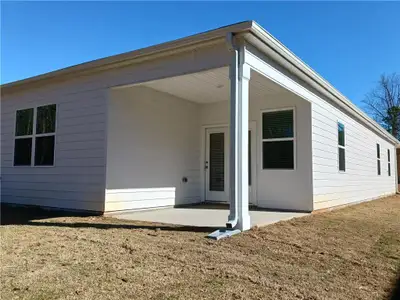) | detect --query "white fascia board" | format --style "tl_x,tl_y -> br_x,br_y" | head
246,22 -> 399,145
1,21 -> 253,92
